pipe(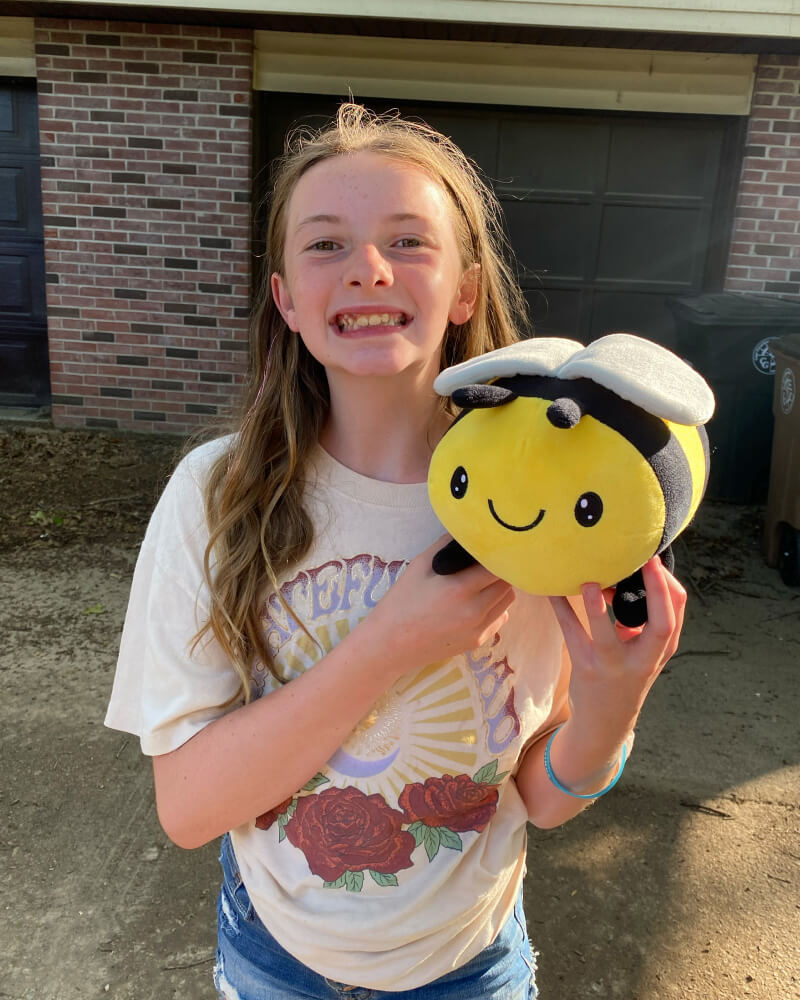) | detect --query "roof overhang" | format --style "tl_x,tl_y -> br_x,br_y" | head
5,0 -> 800,39
254,30 -> 757,115
1,18 -> 36,75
